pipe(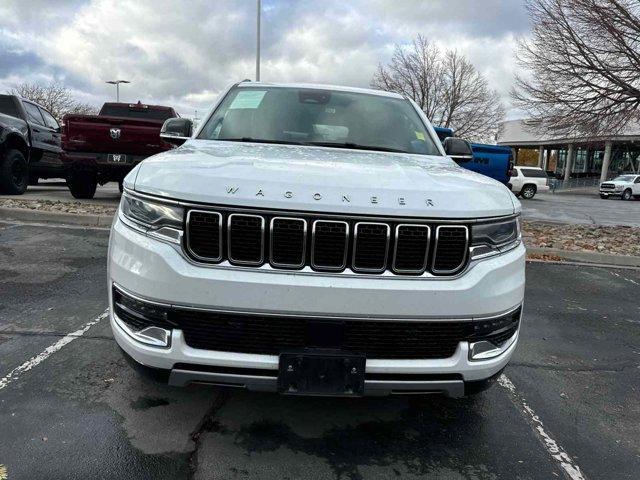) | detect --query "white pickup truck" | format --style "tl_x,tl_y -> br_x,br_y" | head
108,82 -> 525,397
599,174 -> 640,200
